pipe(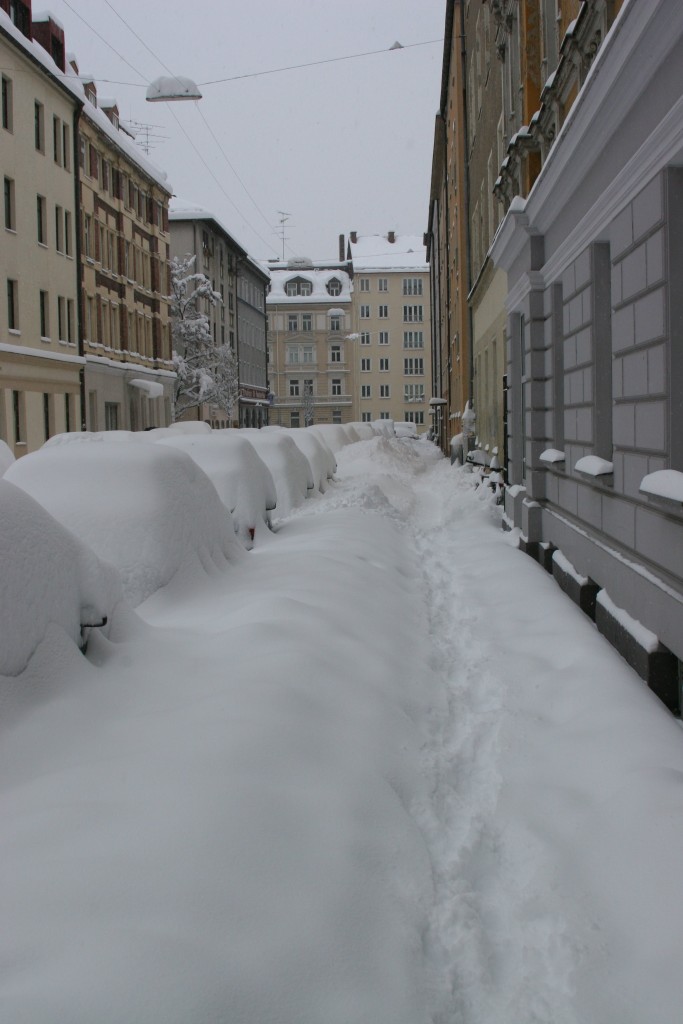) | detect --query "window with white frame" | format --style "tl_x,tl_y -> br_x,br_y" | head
286,276 -> 312,297
405,411 -> 425,424
4,175 -> 15,230
404,382 -> 425,402
360,331 -> 370,345
326,277 -> 342,296
330,343 -> 342,362
289,379 -> 300,397
1,76 -> 12,132
380,384 -> 390,398
331,378 -> 342,397
37,195 -> 47,245
302,313 -> 312,331
404,357 -> 424,375
361,384 -> 371,398
379,357 -> 389,371
361,357 -> 371,372
378,305 -> 388,319
361,411 -> 372,422
379,331 -> 389,345
403,330 -> 424,348
39,290 -> 49,338
288,313 -> 298,331
330,314 -> 341,332
403,305 -> 423,322
402,277 -> 423,295
291,410 -> 300,427
379,411 -> 390,419
287,344 -> 315,364
378,278 -> 388,292
360,278 -> 370,291
360,304 -> 370,318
